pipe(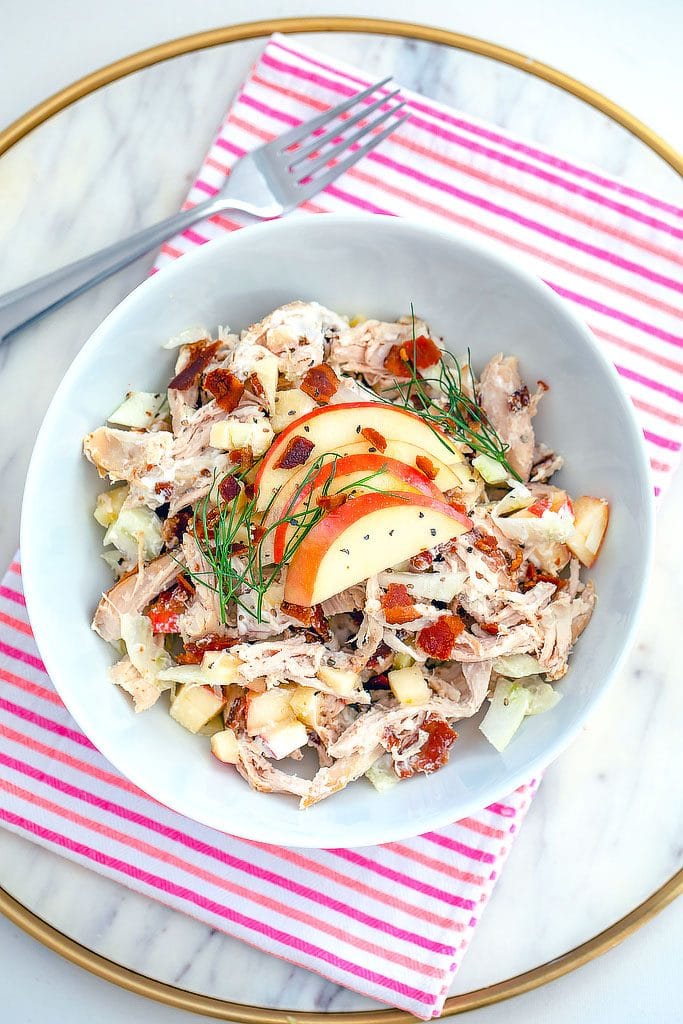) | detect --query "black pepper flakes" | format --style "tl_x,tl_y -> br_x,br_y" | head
430,528 -> 437,537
